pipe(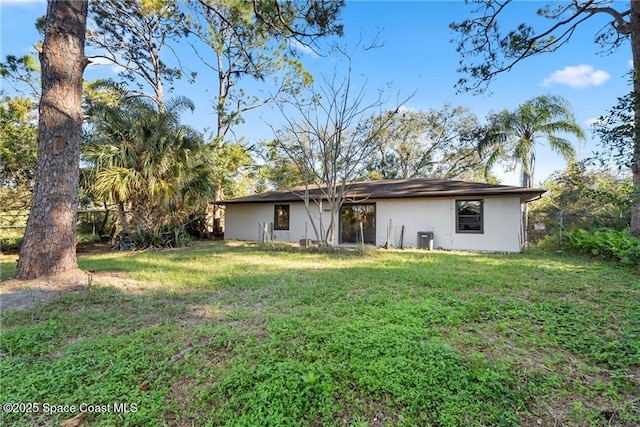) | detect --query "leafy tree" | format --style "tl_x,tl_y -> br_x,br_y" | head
479,95 -> 585,244
259,140 -> 309,190
365,105 -> 491,182
86,0 -> 191,112
479,95 -> 585,188
185,0 -> 344,233
529,163 -> 633,243
0,97 -> 38,189
16,0 -> 89,280
0,97 -> 38,229
591,90 -> 640,234
591,88 -> 639,174
269,48 -> 409,245
83,93 -> 215,246
211,142 -> 255,197
450,0 -> 640,235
